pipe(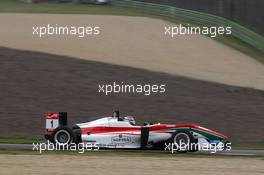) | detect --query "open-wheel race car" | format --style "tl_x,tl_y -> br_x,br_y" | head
44,111 -> 230,152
